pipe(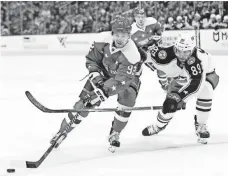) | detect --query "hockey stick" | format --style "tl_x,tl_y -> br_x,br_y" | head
26,142 -> 55,168
26,105 -> 86,168
25,91 -> 162,113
